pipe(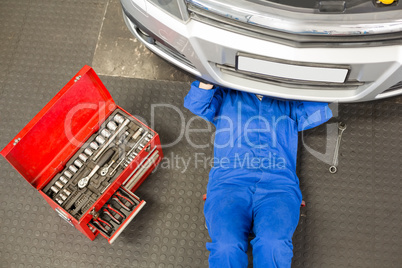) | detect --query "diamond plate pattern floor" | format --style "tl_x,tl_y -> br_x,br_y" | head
0,1 -> 402,268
